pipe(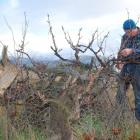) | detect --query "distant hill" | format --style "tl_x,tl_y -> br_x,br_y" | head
8,54 -> 103,68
